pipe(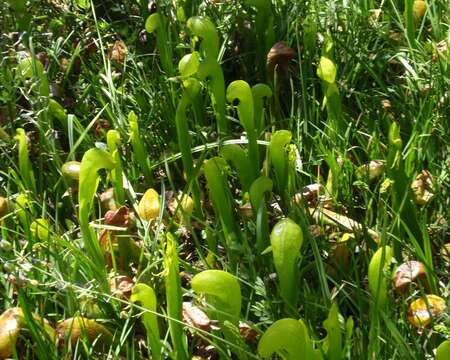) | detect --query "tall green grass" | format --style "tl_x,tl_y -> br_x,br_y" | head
0,0 -> 449,359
